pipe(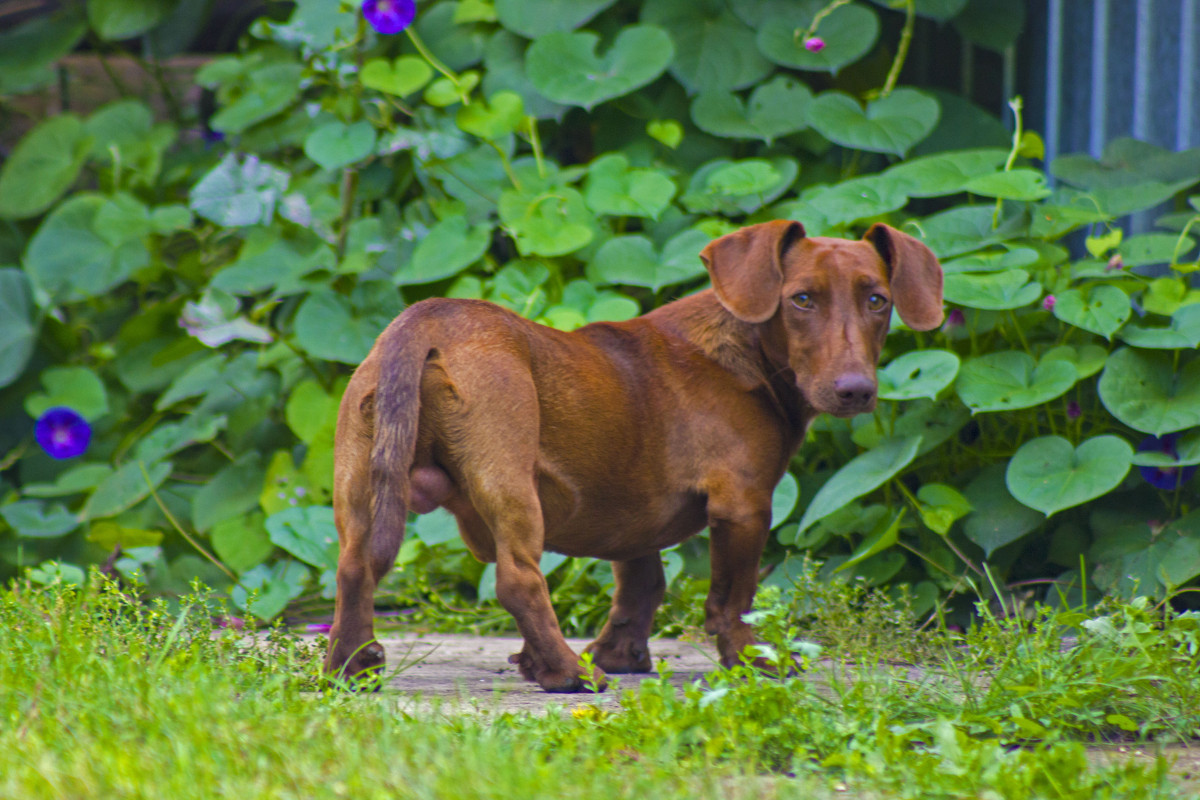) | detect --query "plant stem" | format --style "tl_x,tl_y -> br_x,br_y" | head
405,27 -> 469,103
336,167 -> 359,264
881,0 -> 916,99
140,462 -> 239,584
800,0 -> 853,40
